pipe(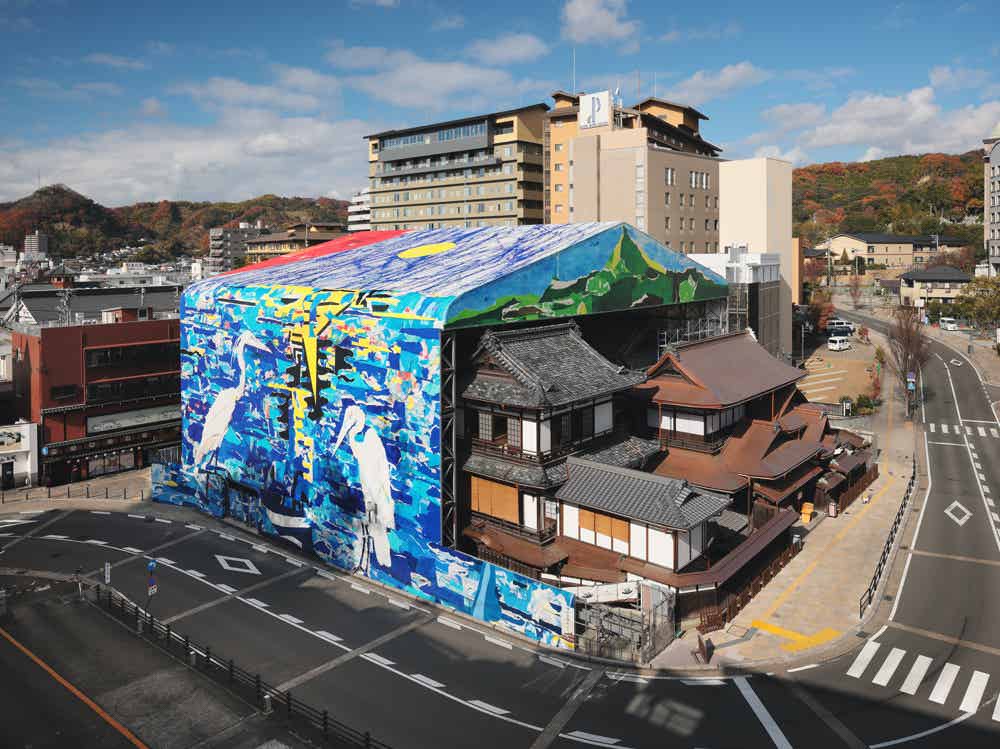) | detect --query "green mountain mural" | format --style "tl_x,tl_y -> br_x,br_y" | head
448,226 -> 726,328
